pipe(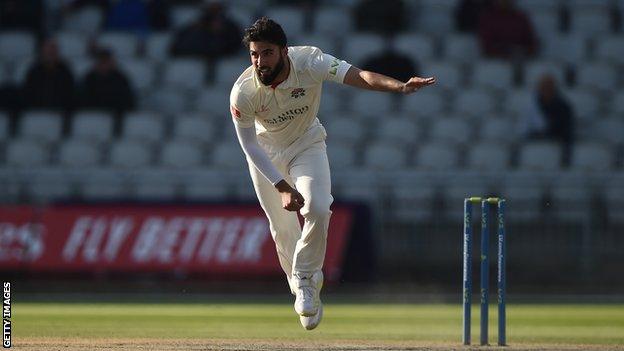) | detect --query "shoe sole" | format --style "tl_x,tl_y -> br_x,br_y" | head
301,303 -> 323,330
